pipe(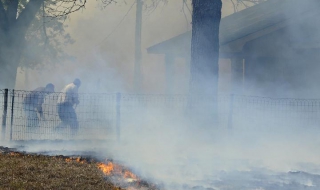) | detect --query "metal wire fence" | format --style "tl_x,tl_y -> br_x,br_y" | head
1,89 -> 320,141
231,95 -> 320,131
1,89 -> 117,141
